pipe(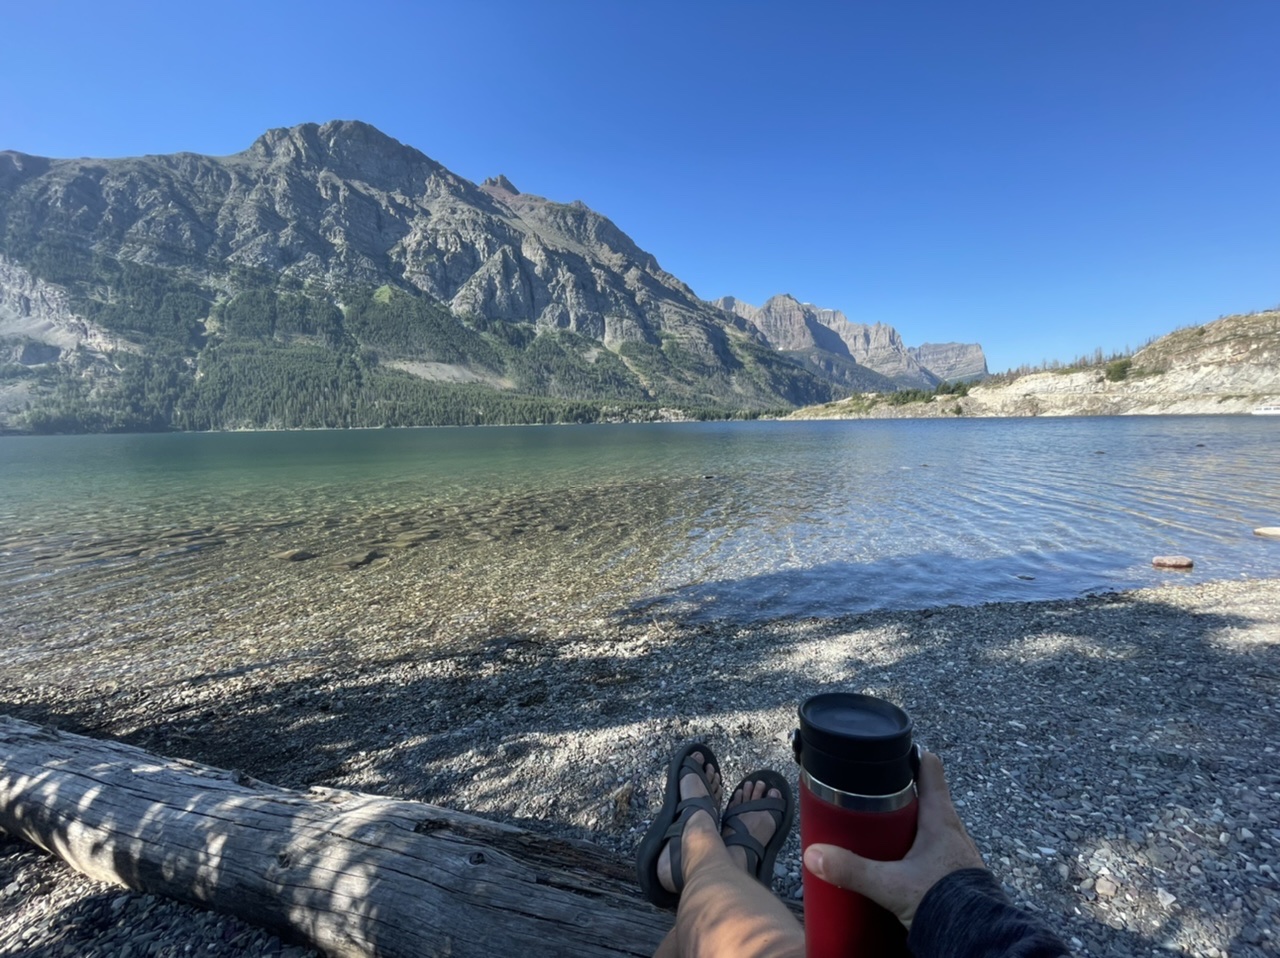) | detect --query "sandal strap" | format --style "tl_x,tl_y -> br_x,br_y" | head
729,796 -> 787,816
675,794 -> 720,819
721,795 -> 788,873
722,830 -> 767,869
679,754 -> 713,784
663,795 -> 719,893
